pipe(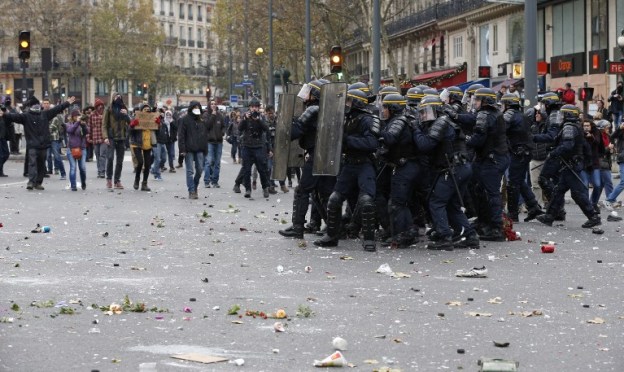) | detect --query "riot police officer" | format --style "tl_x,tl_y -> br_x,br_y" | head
533,92 -> 565,219
314,89 -> 379,251
279,79 -> 334,239
379,93 -> 424,247
414,96 -> 479,250
501,93 -> 544,222
467,88 -> 510,241
537,105 -> 601,228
